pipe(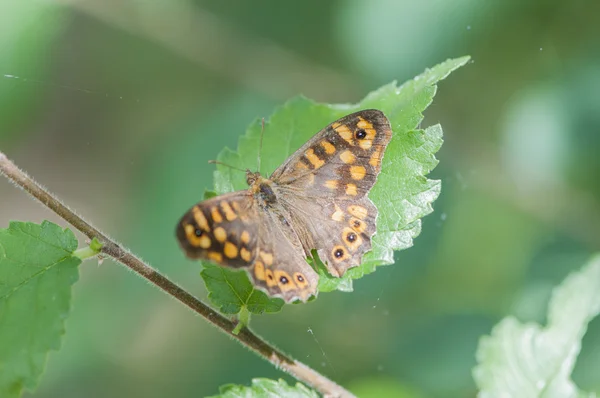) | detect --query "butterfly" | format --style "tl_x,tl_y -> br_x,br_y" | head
176,110 -> 392,303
